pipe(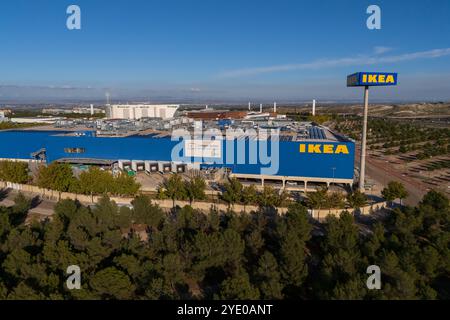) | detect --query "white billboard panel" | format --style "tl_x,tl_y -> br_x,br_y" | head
184,140 -> 222,158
